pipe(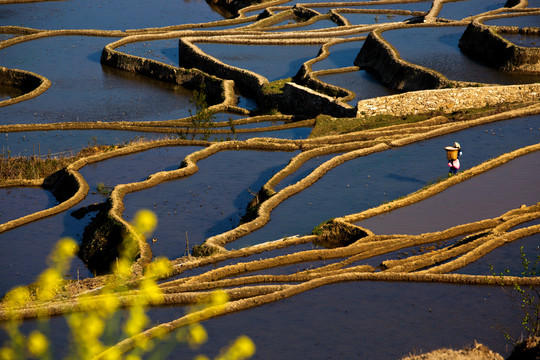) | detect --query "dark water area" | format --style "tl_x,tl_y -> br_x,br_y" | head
142,282 -> 522,359
0,124 -> 310,159
292,1 -> 433,12
0,0 -> 223,30
438,0 -> 506,20
0,187 -> 57,223
268,18 -> 338,31
311,40 -> 364,71
485,15 -> 540,28
0,281 -> 523,359
383,26 -> 540,85
0,130 -> 173,157
230,115 -> 540,249
195,43 -> 321,82
119,39 -> 179,67
0,211 -> 91,297
318,69 -> 397,104
0,36 -> 194,126
0,147 -> 202,296
501,33 -> 539,47
235,127 -> 313,140
357,151 -> 540,235
79,146 -> 204,197
122,150 -> 297,259
343,12 -> 411,25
